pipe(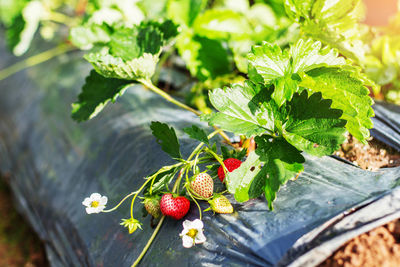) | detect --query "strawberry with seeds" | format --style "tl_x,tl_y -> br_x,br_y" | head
160,193 -> 190,220
207,195 -> 233,214
190,173 -> 213,198
143,196 -> 161,219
